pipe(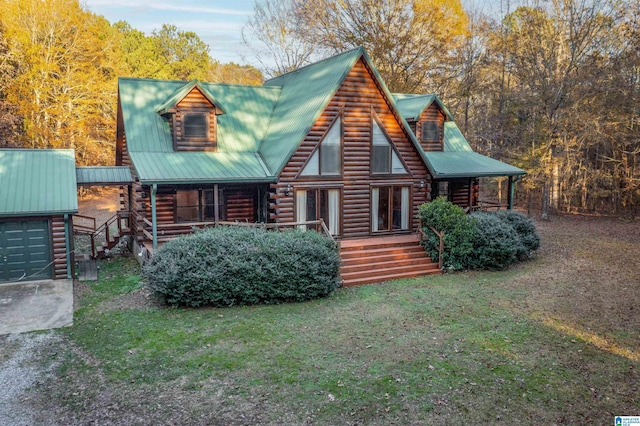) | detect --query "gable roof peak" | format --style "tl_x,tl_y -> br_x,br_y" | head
264,47 -> 365,86
155,79 -> 225,115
